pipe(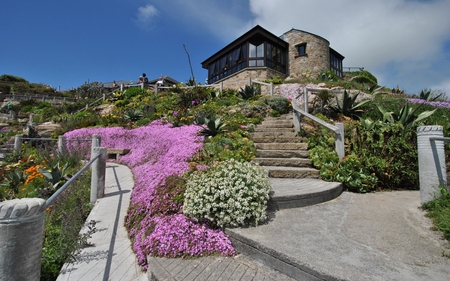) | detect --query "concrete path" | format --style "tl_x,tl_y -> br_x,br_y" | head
56,163 -> 450,281
57,163 -> 147,281
227,191 -> 450,281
